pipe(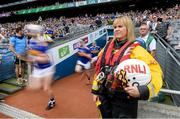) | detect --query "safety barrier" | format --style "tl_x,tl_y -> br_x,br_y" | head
0,44 -> 15,82
154,33 -> 180,106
